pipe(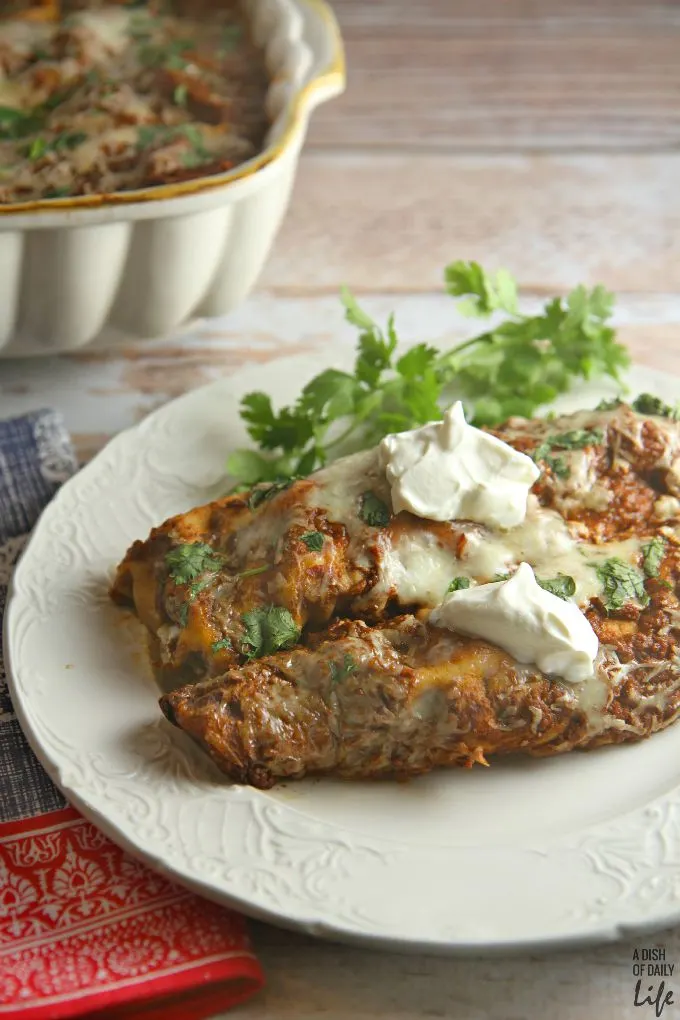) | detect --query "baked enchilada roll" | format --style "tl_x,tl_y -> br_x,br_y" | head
159,585 -> 680,789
